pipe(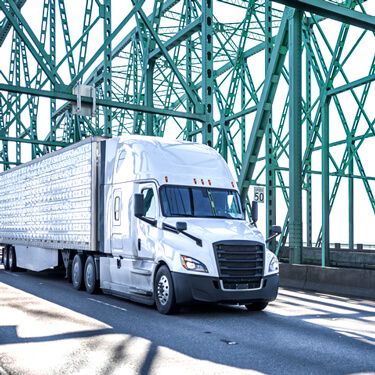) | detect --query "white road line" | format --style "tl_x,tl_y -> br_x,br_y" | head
88,297 -> 128,312
4,271 -> 19,277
